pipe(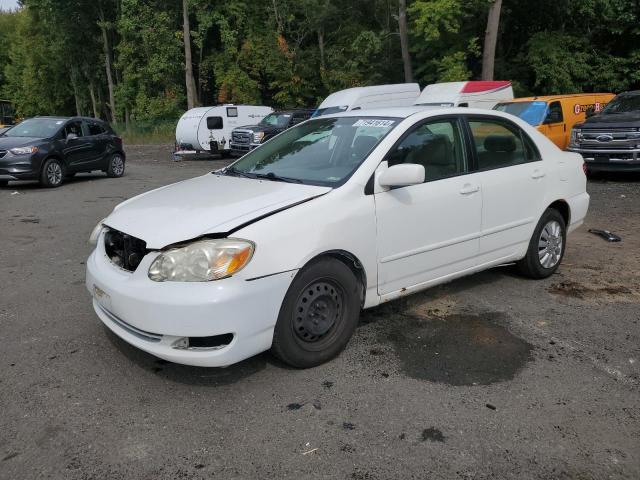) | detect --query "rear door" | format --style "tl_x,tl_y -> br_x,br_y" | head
85,121 -> 110,168
374,116 -> 482,295
466,116 -> 546,264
